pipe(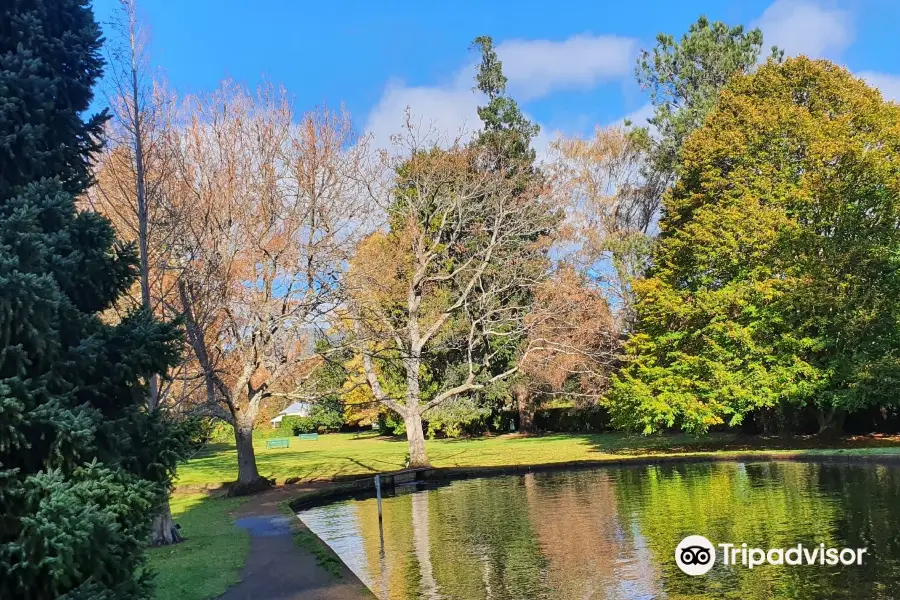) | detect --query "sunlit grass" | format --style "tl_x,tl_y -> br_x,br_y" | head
148,494 -> 249,600
175,431 -> 900,488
